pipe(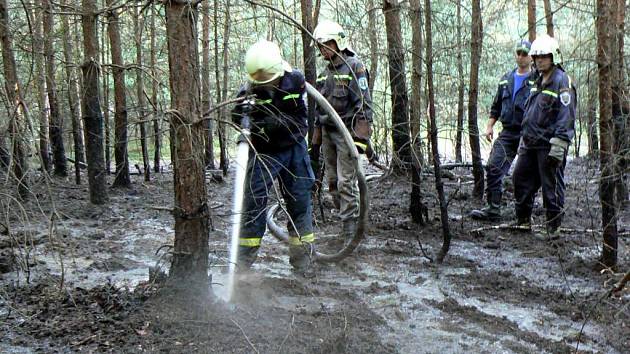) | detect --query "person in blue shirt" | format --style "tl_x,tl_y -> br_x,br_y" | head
471,40 -> 535,220
512,34 -> 576,235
